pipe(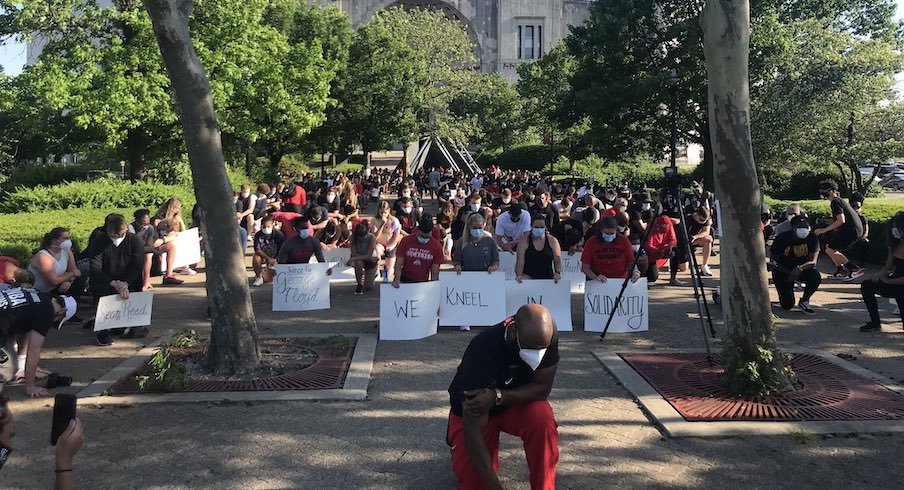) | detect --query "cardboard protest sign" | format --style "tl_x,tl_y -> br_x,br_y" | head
94,292 -> 154,332
311,247 -> 356,282
583,278 -> 648,333
439,271 -> 506,326
714,198 -> 724,238
379,282 -> 440,340
159,227 -> 202,272
497,250 -> 517,281
505,280 -> 573,331
560,251 -> 586,294
272,263 -> 331,311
